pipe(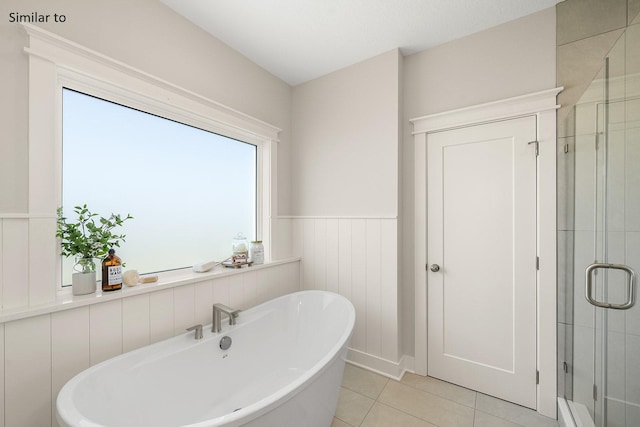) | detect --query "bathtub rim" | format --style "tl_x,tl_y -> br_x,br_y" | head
192,290 -> 355,427
56,290 -> 355,427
